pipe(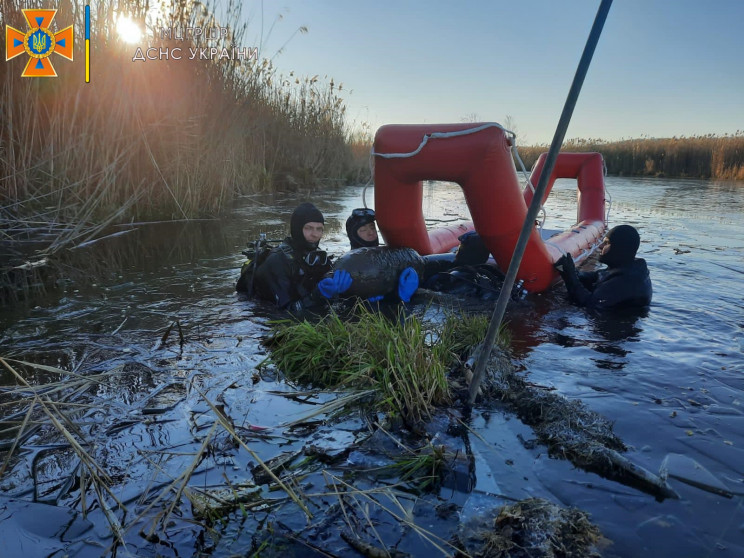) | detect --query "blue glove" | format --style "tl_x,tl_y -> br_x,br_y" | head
318,270 -> 352,298
397,267 -> 419,302
367,295 -> 384,303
